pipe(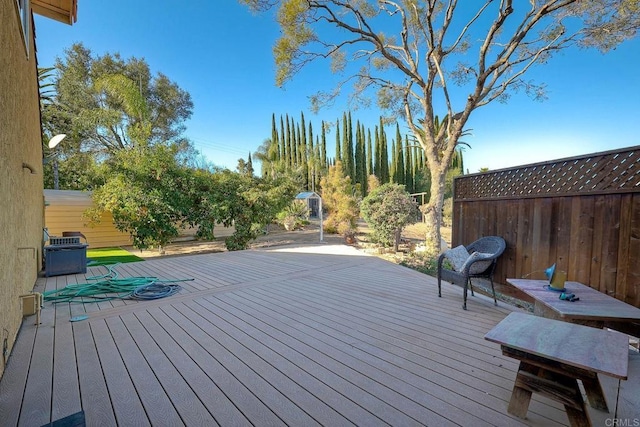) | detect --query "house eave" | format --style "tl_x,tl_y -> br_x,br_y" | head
32,0 -> 77,25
